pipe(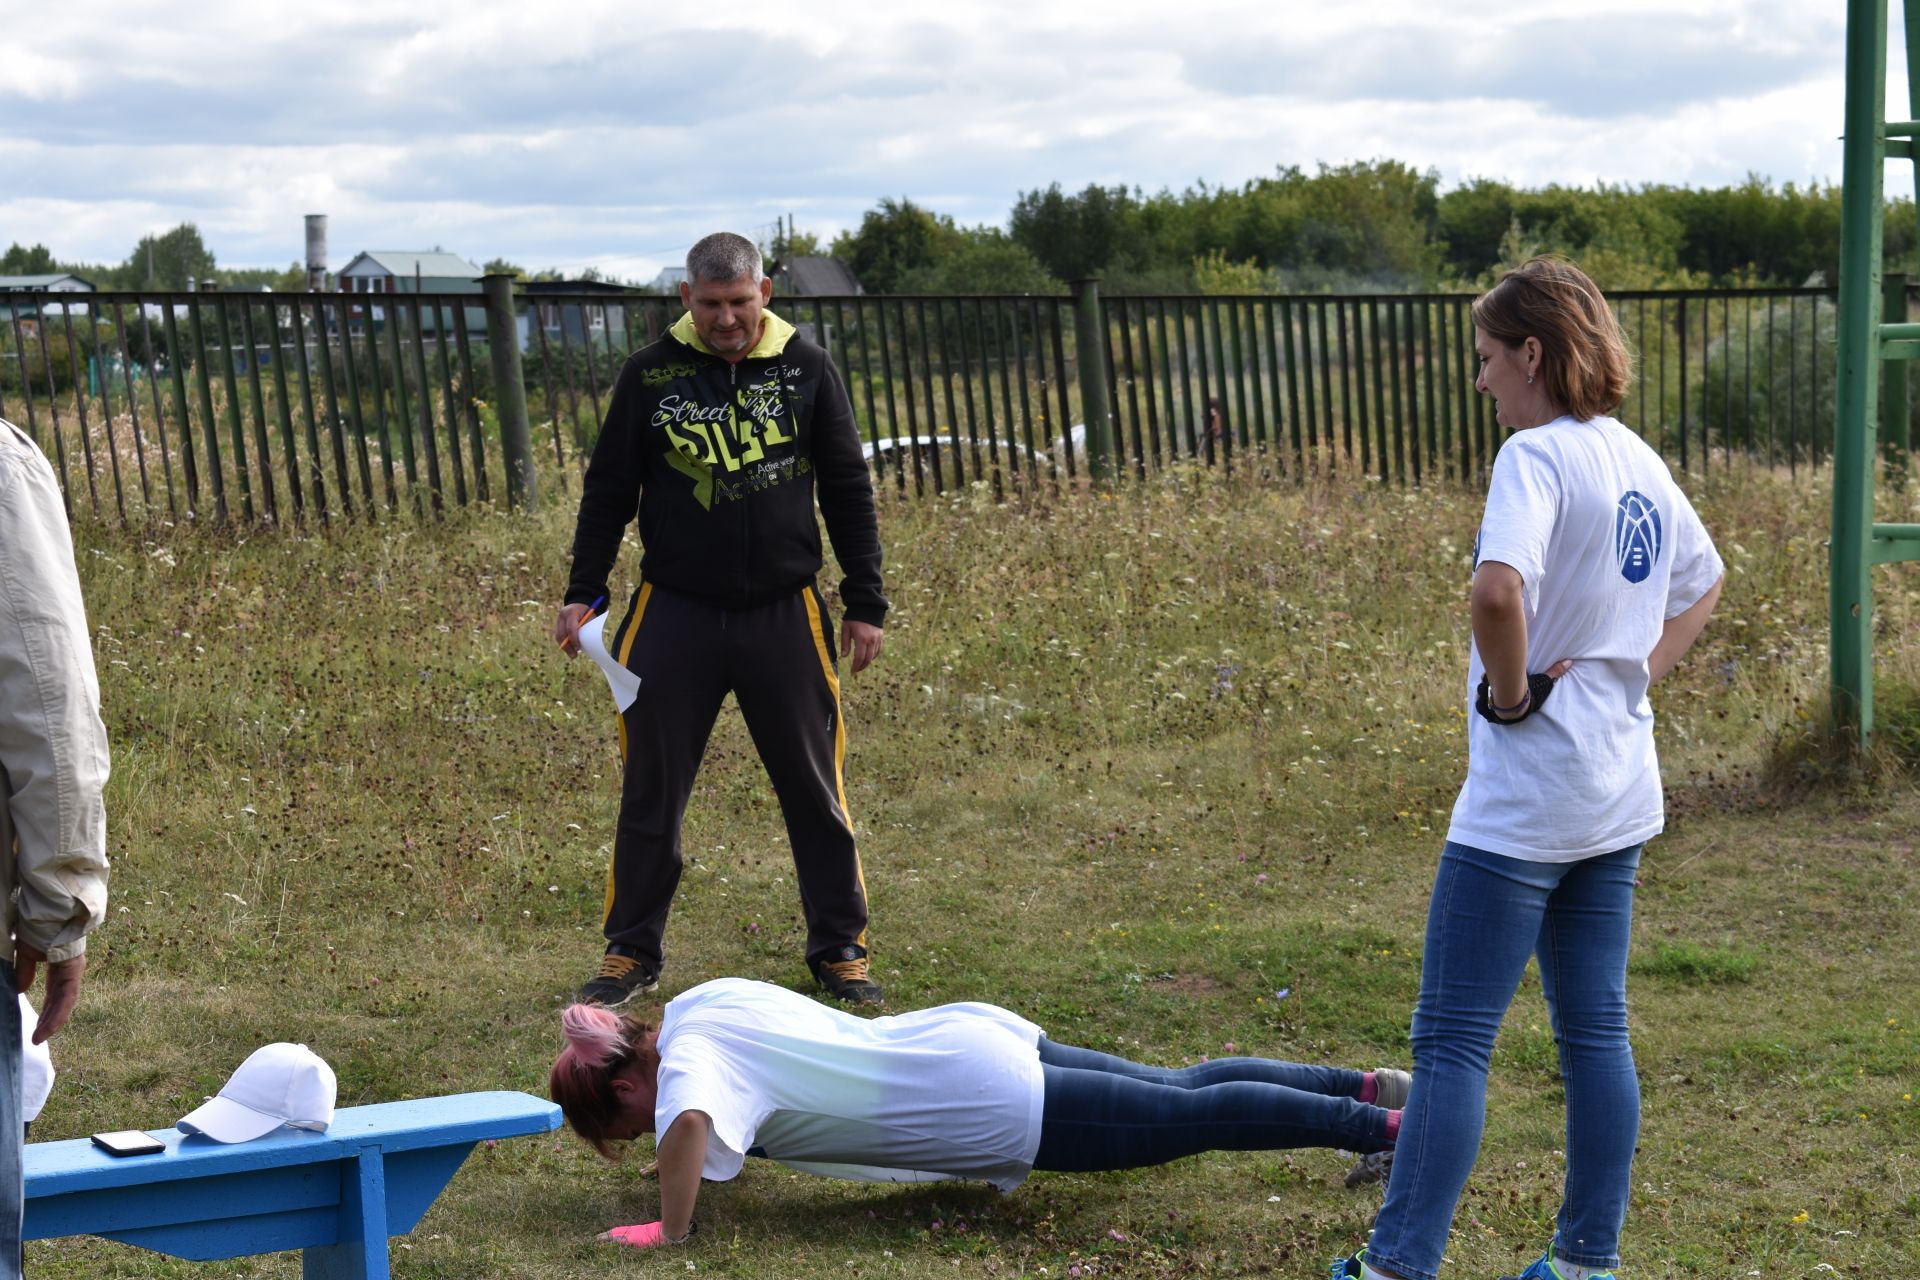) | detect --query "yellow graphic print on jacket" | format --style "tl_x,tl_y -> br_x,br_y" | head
659,311 -> 801,509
